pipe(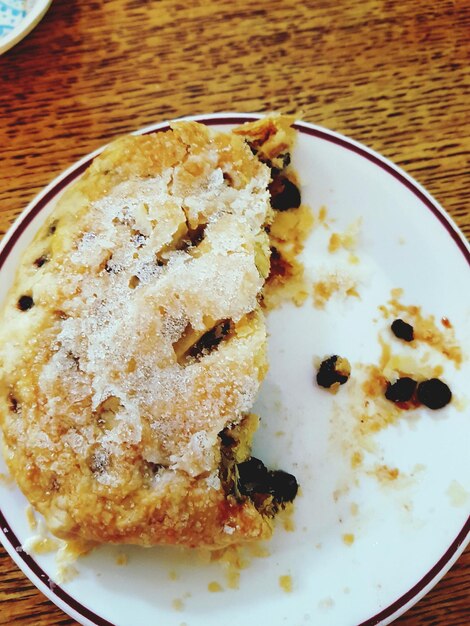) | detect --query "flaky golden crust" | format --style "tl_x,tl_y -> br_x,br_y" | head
0,120 -> 278,548
0,115 -> 304,548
